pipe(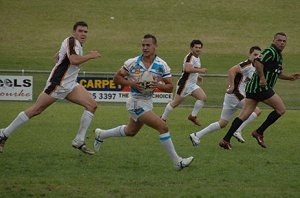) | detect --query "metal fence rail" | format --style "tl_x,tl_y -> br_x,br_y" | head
0,69 -> 227,78
1,69 -> 299,110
